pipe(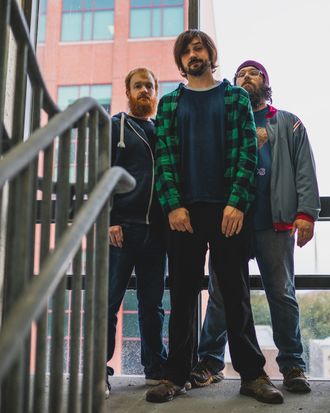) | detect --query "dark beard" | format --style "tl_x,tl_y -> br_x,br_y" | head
186,59 -> 210,77
244,84 -> 272,109
128,95 -> 157,118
